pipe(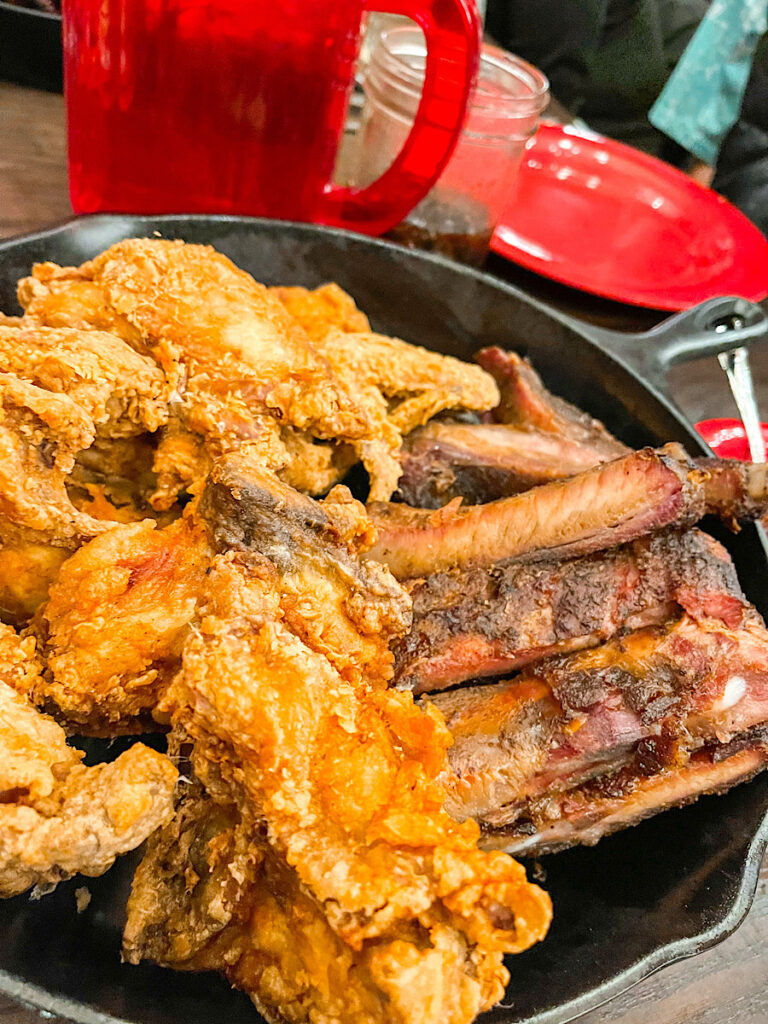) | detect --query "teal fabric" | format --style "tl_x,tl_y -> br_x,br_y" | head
649,0 -> 768,164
